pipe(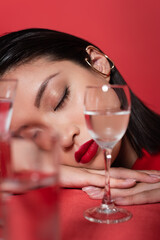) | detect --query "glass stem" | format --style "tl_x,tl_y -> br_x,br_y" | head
102,148 -> 112,205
